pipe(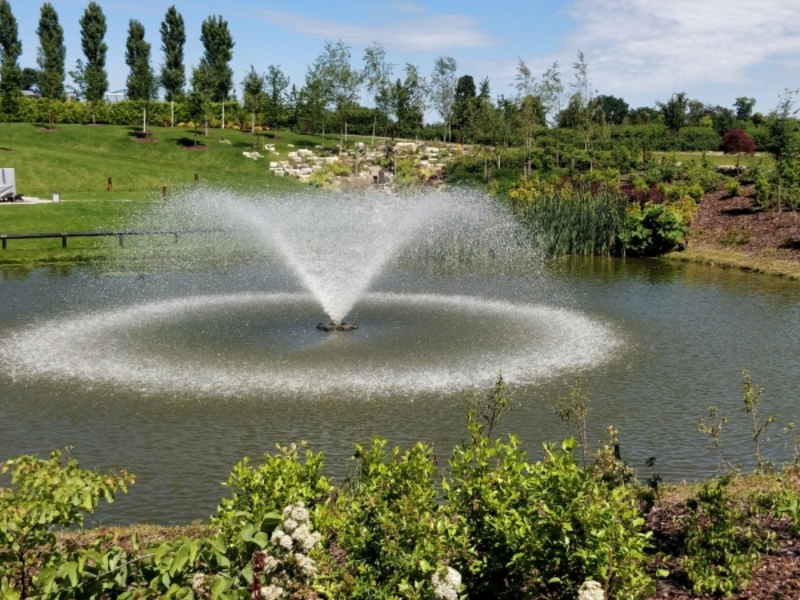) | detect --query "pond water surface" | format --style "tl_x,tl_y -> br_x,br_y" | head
0,257 -> 798,524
